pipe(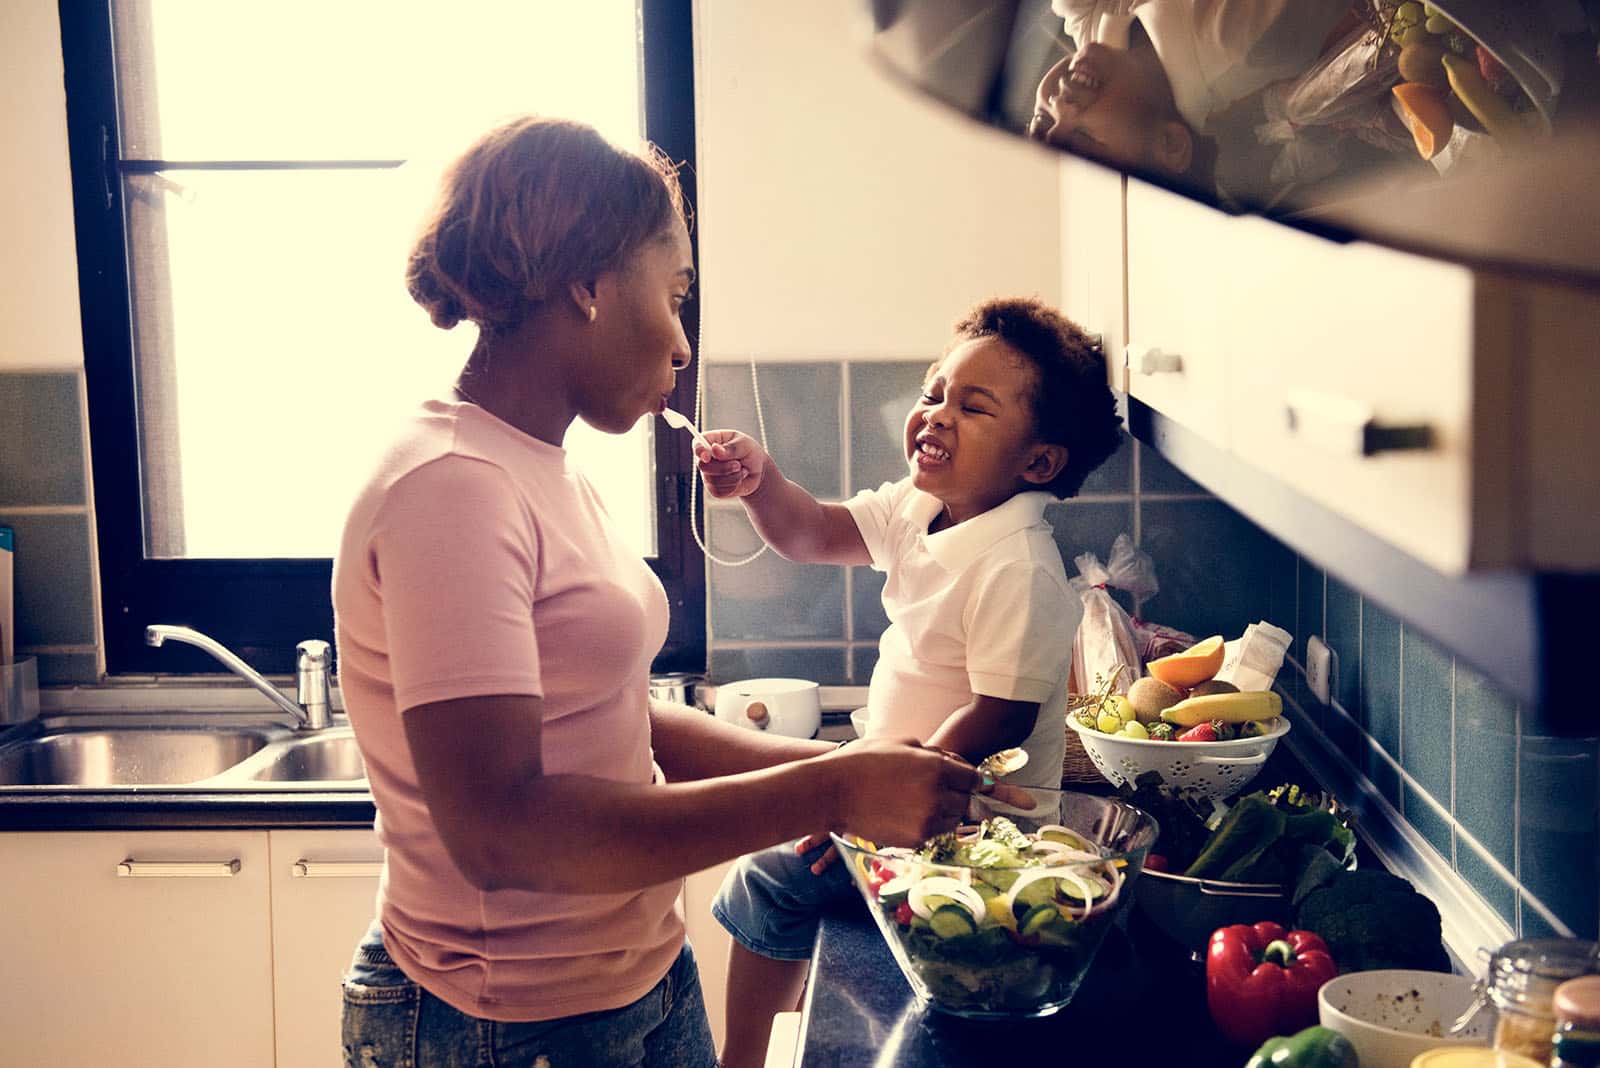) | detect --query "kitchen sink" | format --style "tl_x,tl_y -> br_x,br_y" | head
244,731 -> 366,782
0,725 -> 276,786
0,714 -> 368,791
